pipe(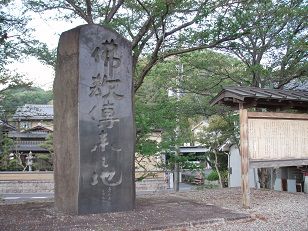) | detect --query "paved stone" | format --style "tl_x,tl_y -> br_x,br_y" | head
0,193 -> 249,231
